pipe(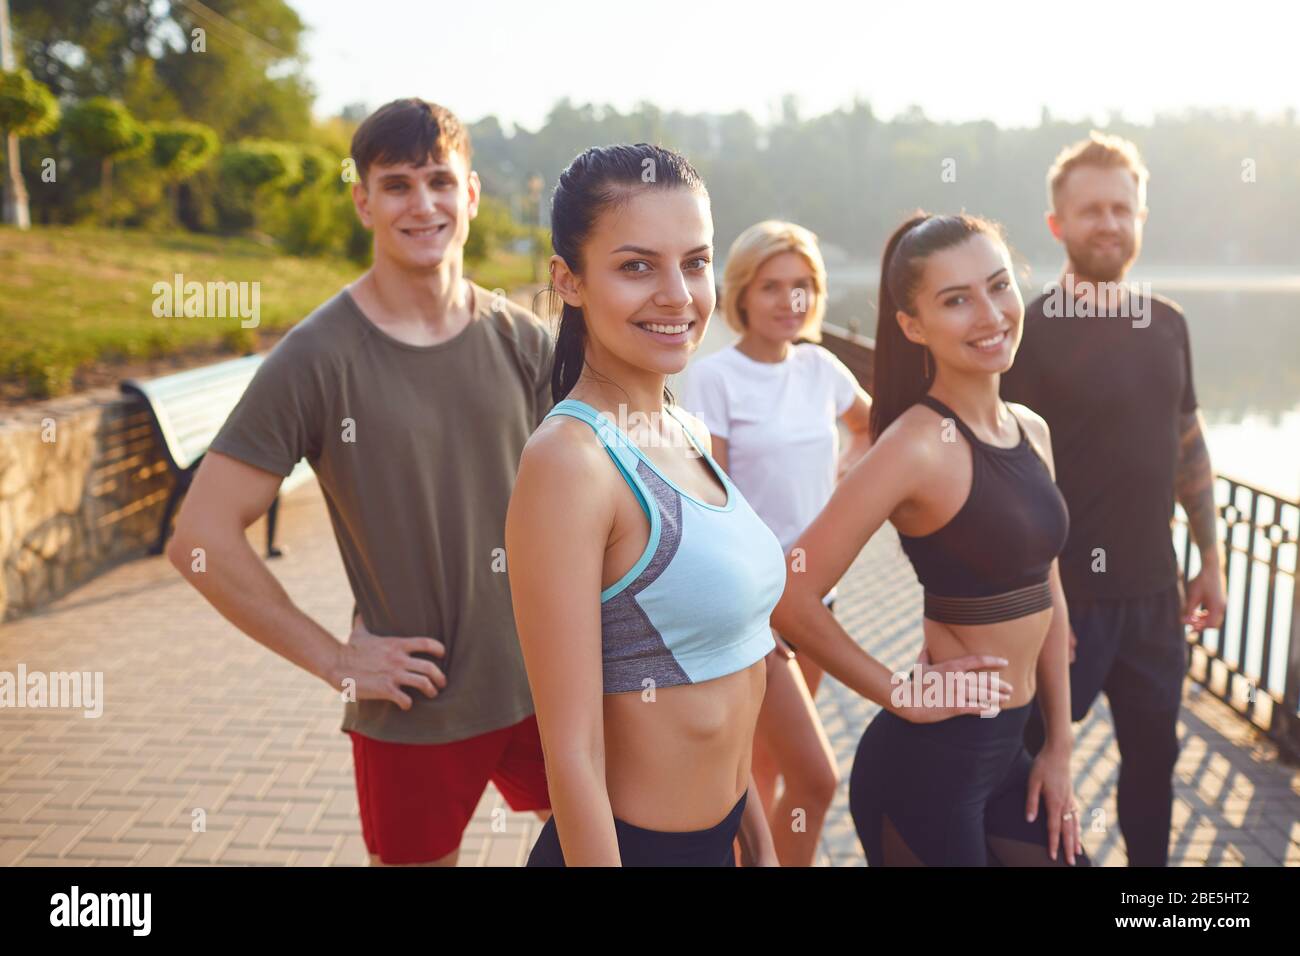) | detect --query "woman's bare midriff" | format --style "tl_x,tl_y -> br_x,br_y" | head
920,606 -> 1053,710
601,659 -> 765,832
